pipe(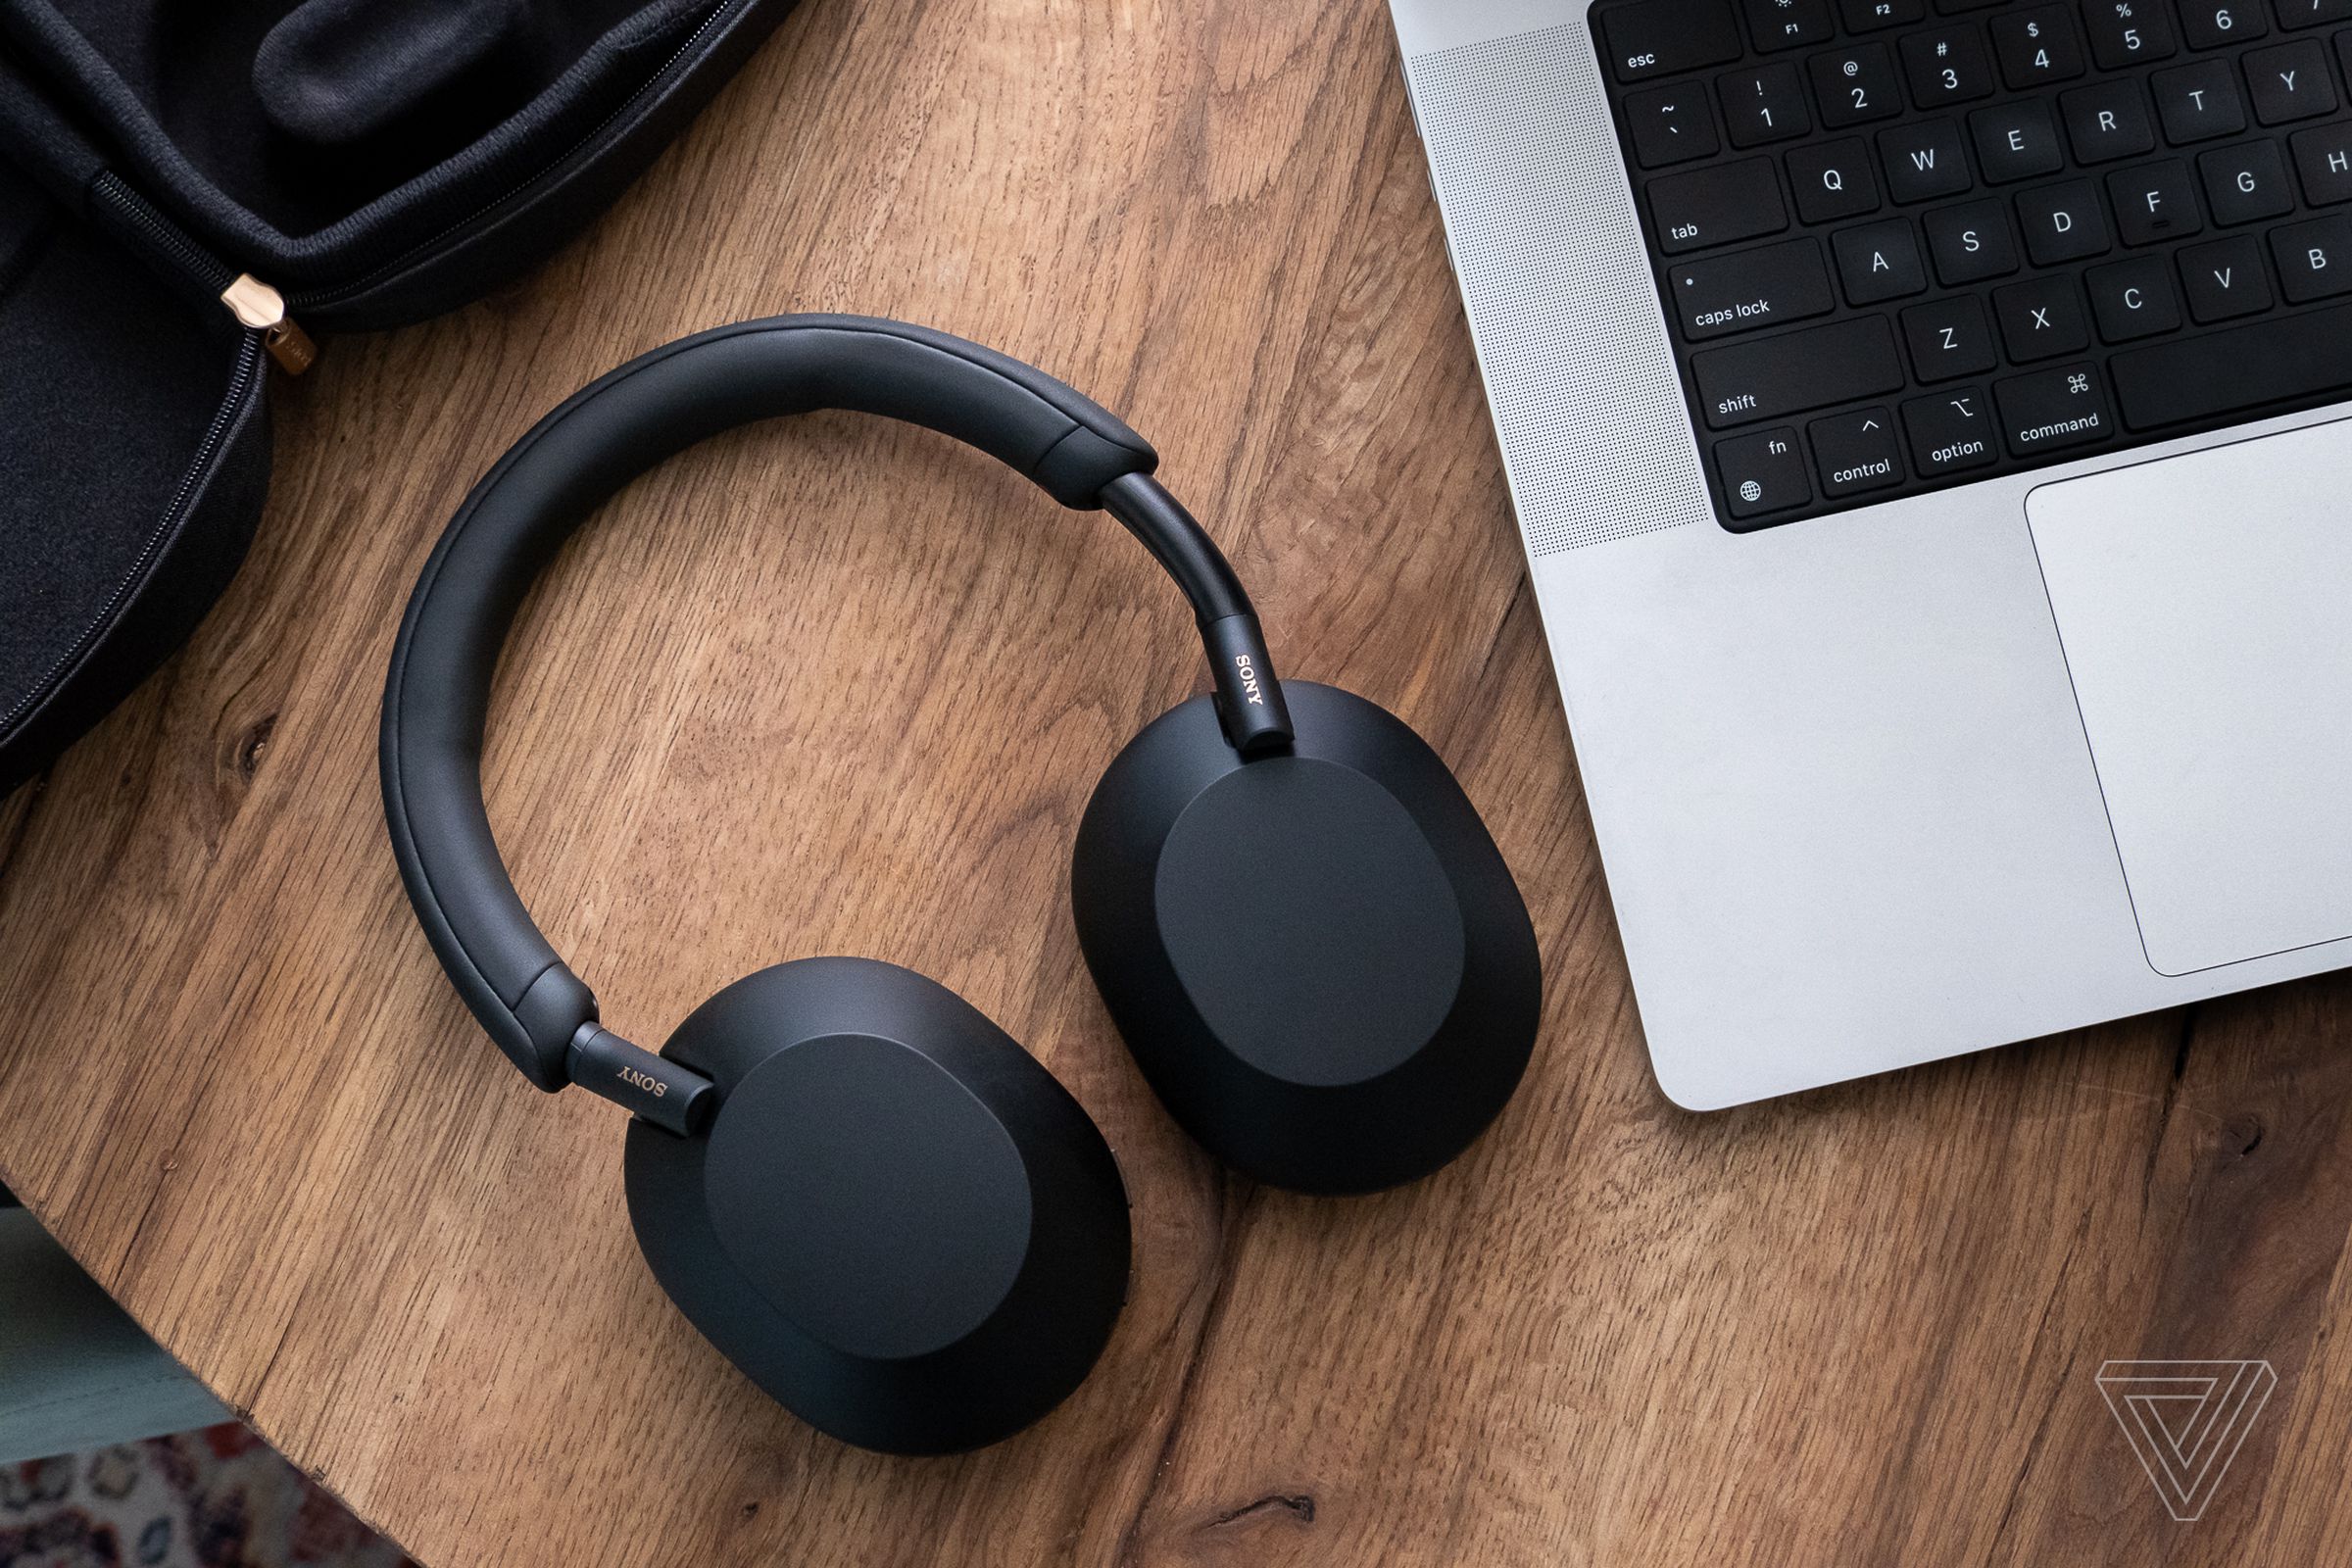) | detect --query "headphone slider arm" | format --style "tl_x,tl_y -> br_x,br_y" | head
566,1024 -> 716,1138
1201,613 -> 1295,753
